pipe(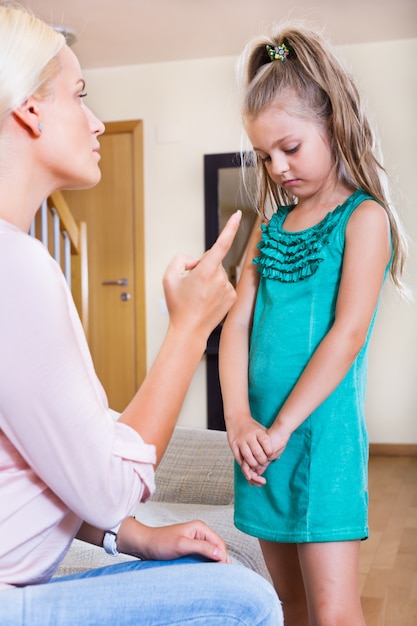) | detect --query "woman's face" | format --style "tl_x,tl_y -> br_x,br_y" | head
38,45 -> 105,191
